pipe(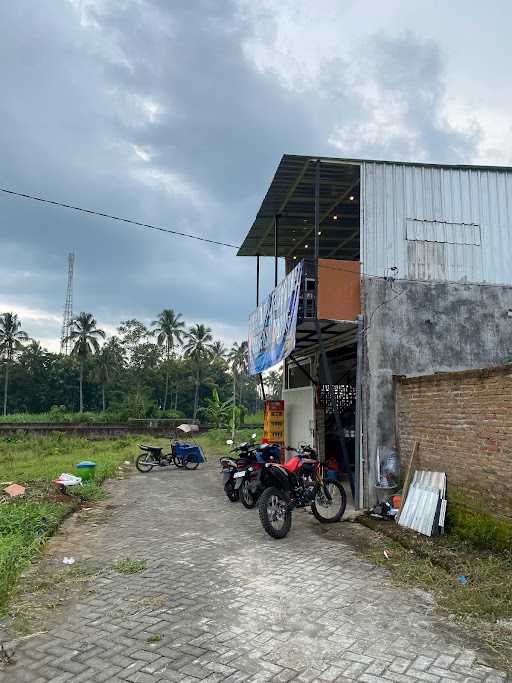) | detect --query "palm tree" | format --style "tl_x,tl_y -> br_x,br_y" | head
65,312 -> 105,413
152,309 -> 185,411
228,341 -> 249,438
183,323 -> 214,421
94,339 -> 125,412
0,312 -> 29,416
211,340 -> 228,363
